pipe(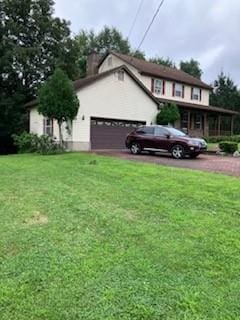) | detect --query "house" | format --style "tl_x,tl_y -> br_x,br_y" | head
29,51 -> 238,151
